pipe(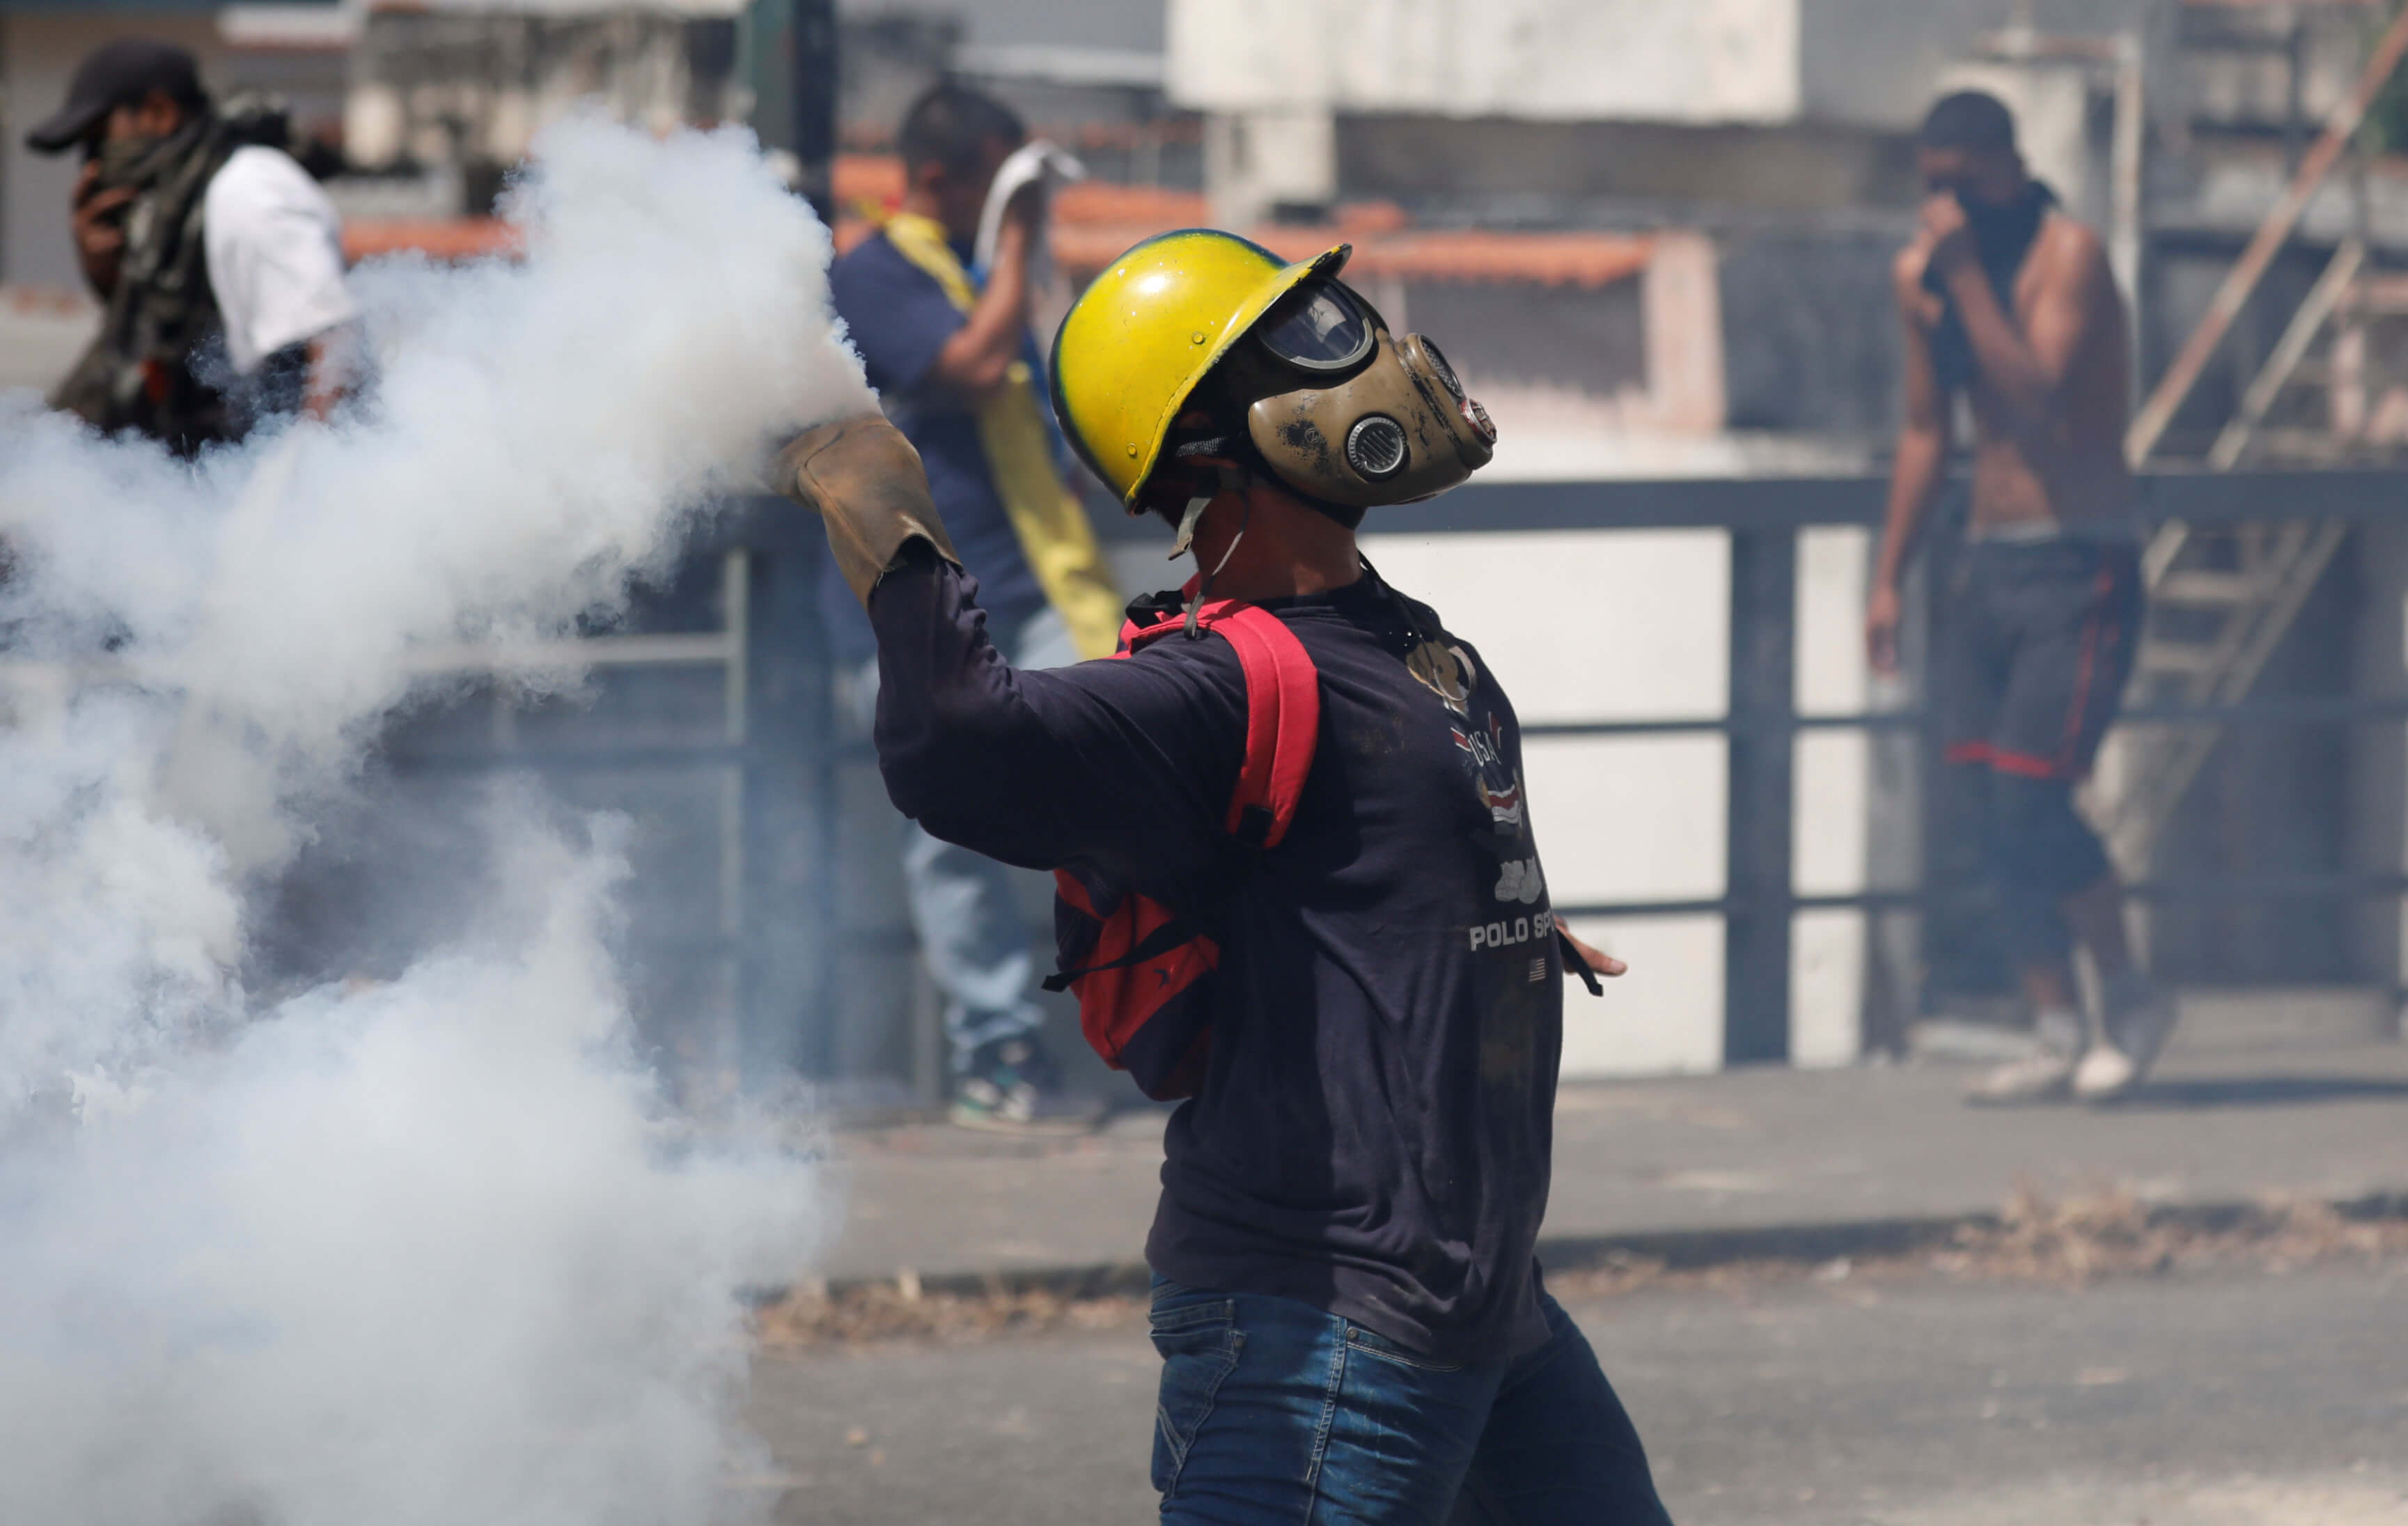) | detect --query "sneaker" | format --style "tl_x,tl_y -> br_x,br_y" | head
2074,973 -> 2179,1103
1966,1009 -> 2084,1106
949,1036 -> 1103,1135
